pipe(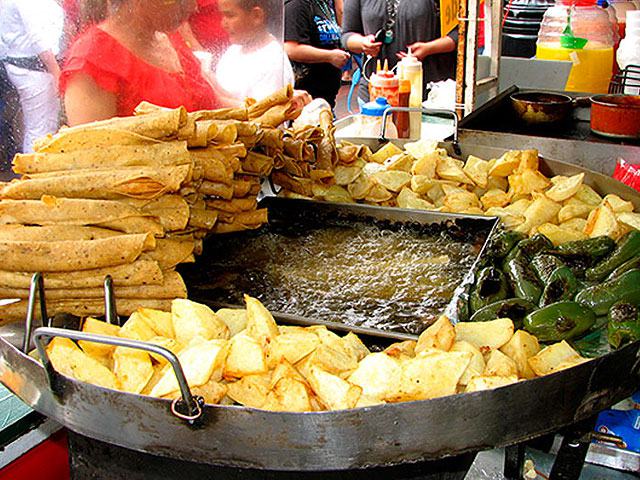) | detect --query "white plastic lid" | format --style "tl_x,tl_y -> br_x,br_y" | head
398,48 -> 422,70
